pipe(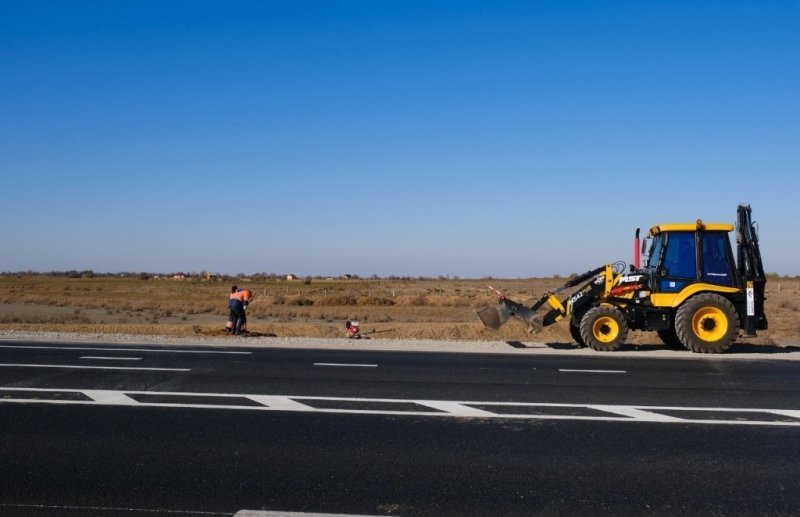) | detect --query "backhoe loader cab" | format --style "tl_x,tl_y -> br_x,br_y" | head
476,204 -> 767,353
646,222 -> 737,291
